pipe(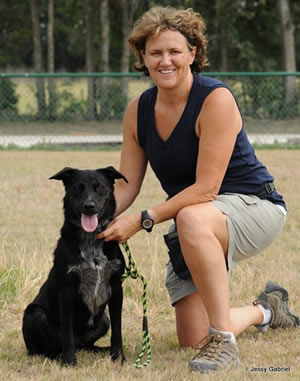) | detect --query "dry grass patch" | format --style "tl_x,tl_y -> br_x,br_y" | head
0,150 -> 299,380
